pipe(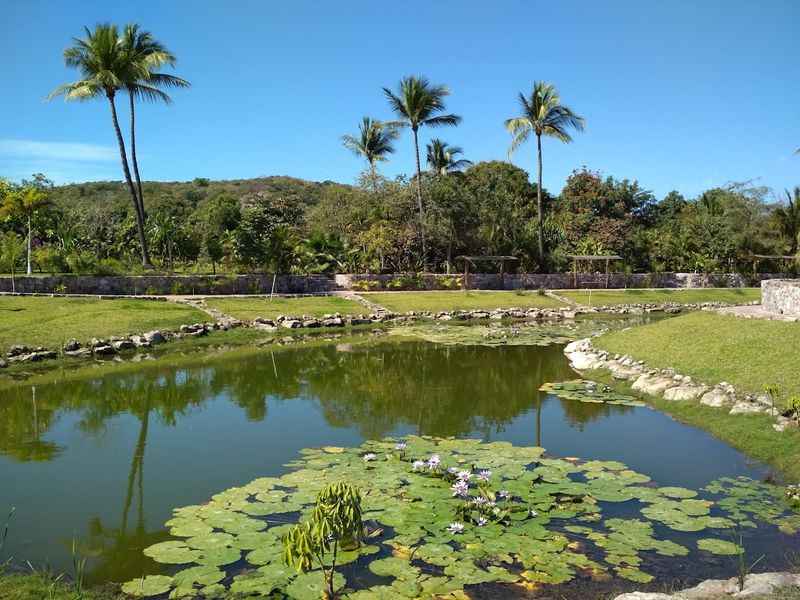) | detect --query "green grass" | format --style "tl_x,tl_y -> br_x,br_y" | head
560,287 -> 761,306
595,311 -> 800,397
0,297 -> 206,353
0,571 -> 124,600
205,295 -> 365,320
363,290 -> 564,313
